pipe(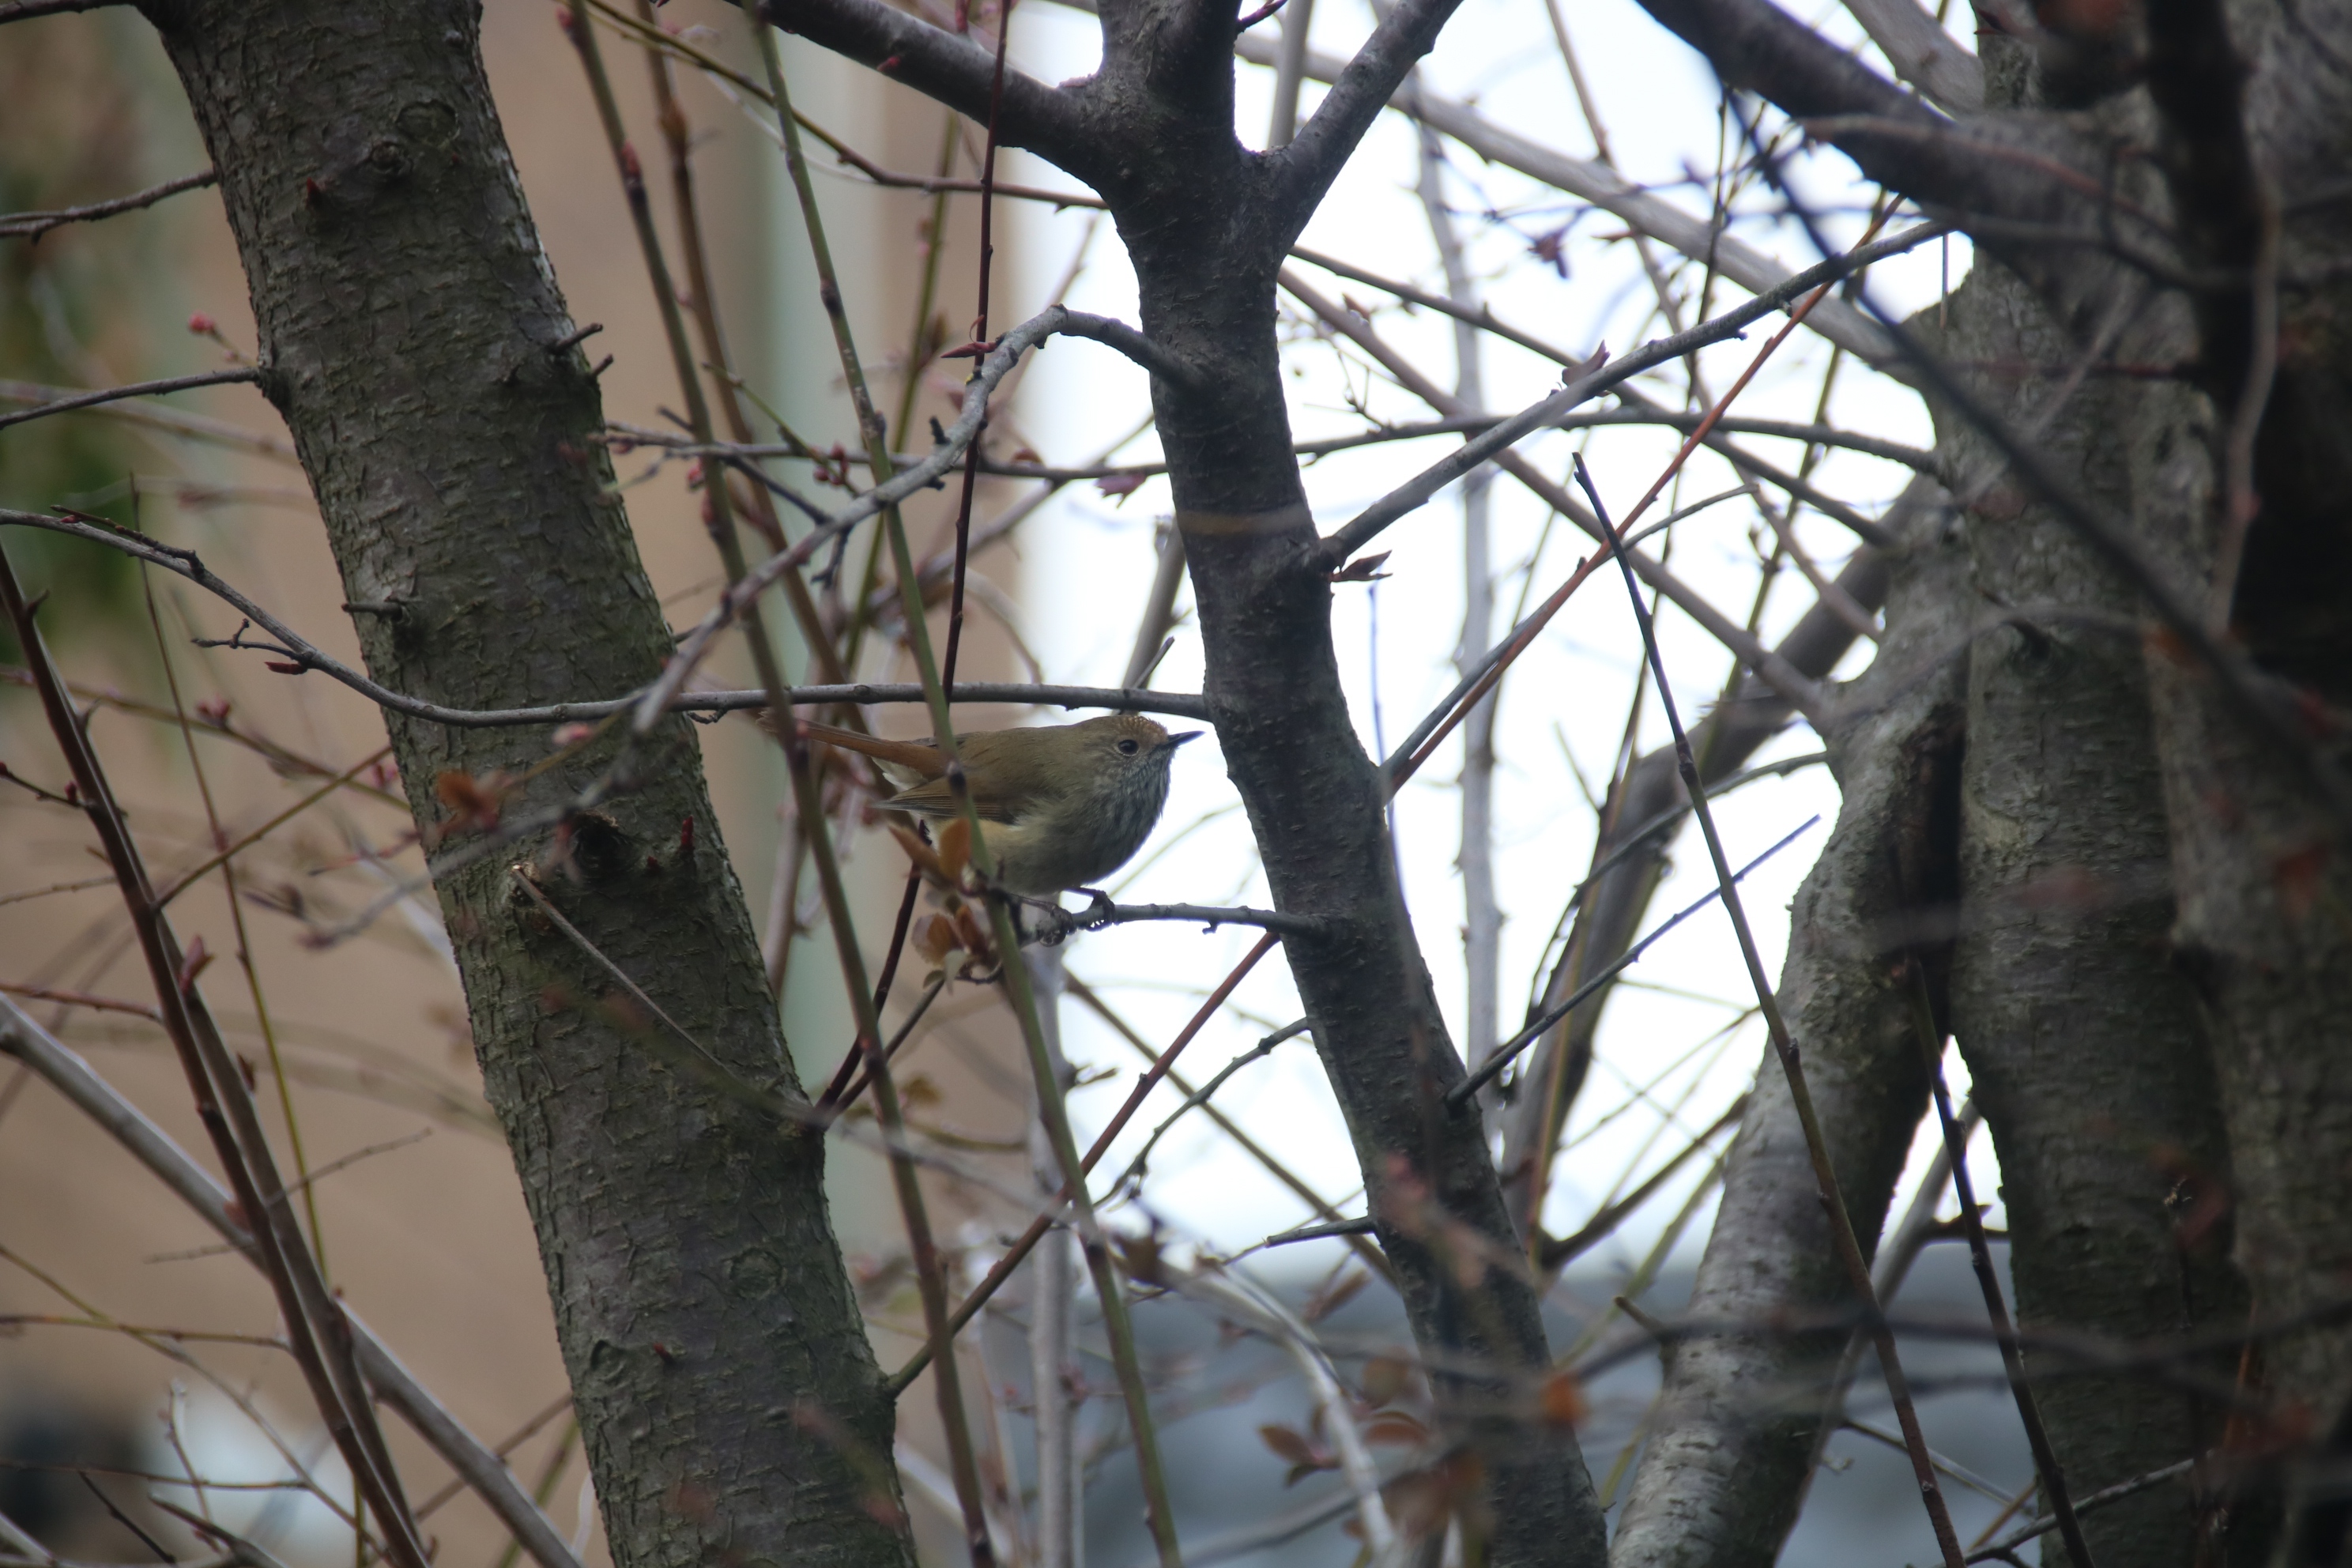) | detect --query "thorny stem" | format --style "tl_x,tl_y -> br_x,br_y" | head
1570,453 -> 1969,1568
1905,964 -> 2097,1568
